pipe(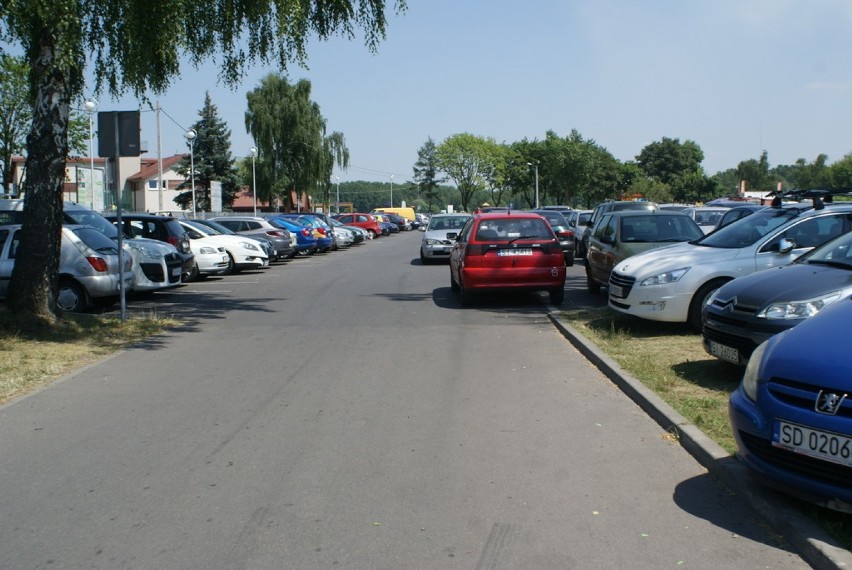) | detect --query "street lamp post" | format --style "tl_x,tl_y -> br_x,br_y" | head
184,128 -> 197,217
249,146 -> 258,217
390,175 -> 394,208
335,176 -> 340,214
84,98 -> 97,210
527,162 -> 539,209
